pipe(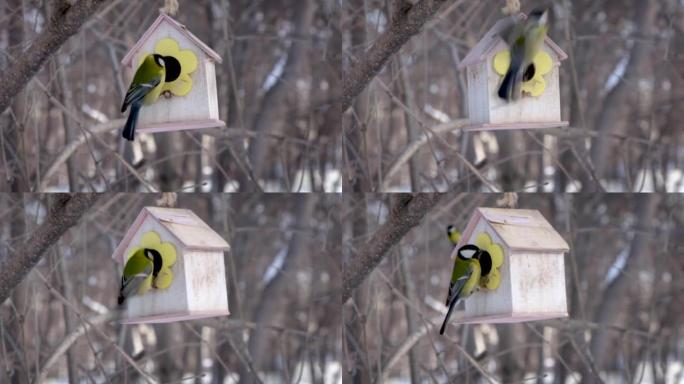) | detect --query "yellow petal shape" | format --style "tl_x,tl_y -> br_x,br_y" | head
488,243 -> 504,268
493,50 -> 510,75
140,231 -> 162,248
154,269 -> 174,289
153,38 -> 198,97
132,231 -> 177,291
523,77 -> 546,97
475,232 -> 493,250
483,269 -> 501,290
175,50 -> 198,74
166,73 -> 193,96
159,242 -> 177,269
155,38 -> 181,56
533,51 -> 552,76
493,49 -> 552,97
473,231 -> 504,290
